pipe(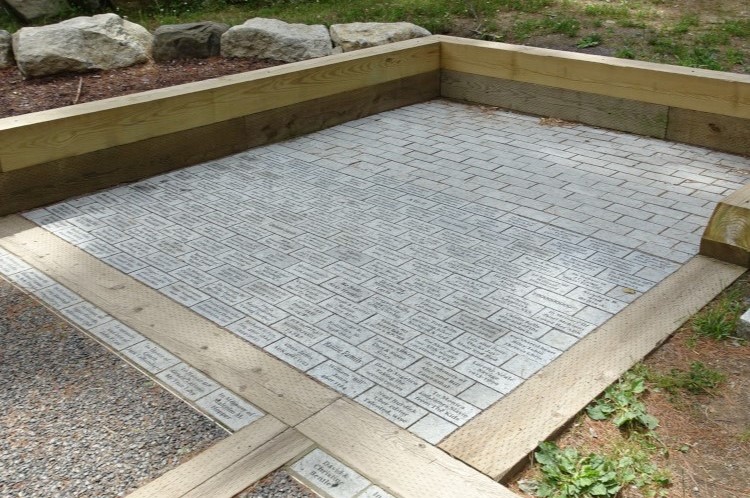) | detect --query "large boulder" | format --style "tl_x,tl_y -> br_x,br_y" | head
221,18 -> 332,62
153,21 -> 229,61
330,22 -> 431,52
2,0 -> 69,22
0,30 -> 13,68
12,13 -> 152,78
